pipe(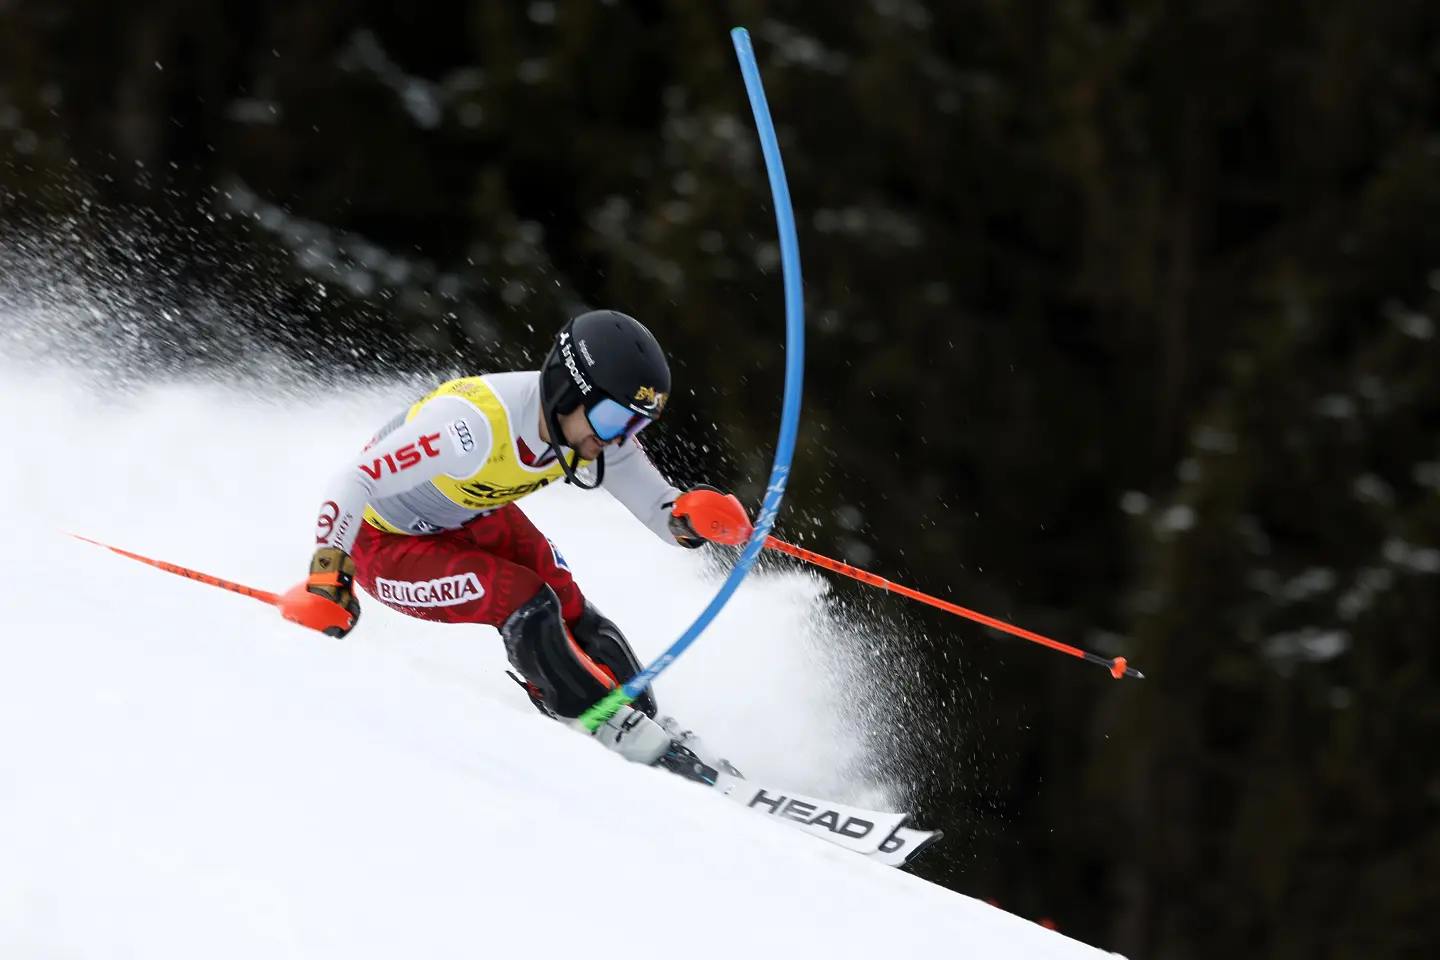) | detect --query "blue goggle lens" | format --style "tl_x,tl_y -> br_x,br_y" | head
586,397 -> 653,442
